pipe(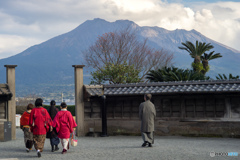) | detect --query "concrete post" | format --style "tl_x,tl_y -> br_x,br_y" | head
72,65 -> 85,136
4,65 -> 17,140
